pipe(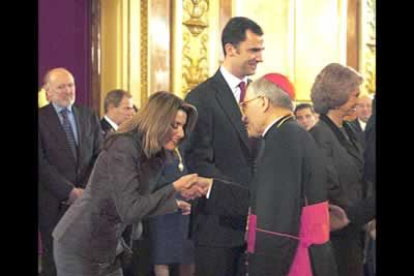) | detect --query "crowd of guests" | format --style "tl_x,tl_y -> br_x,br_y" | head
39,16 -> 375,276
